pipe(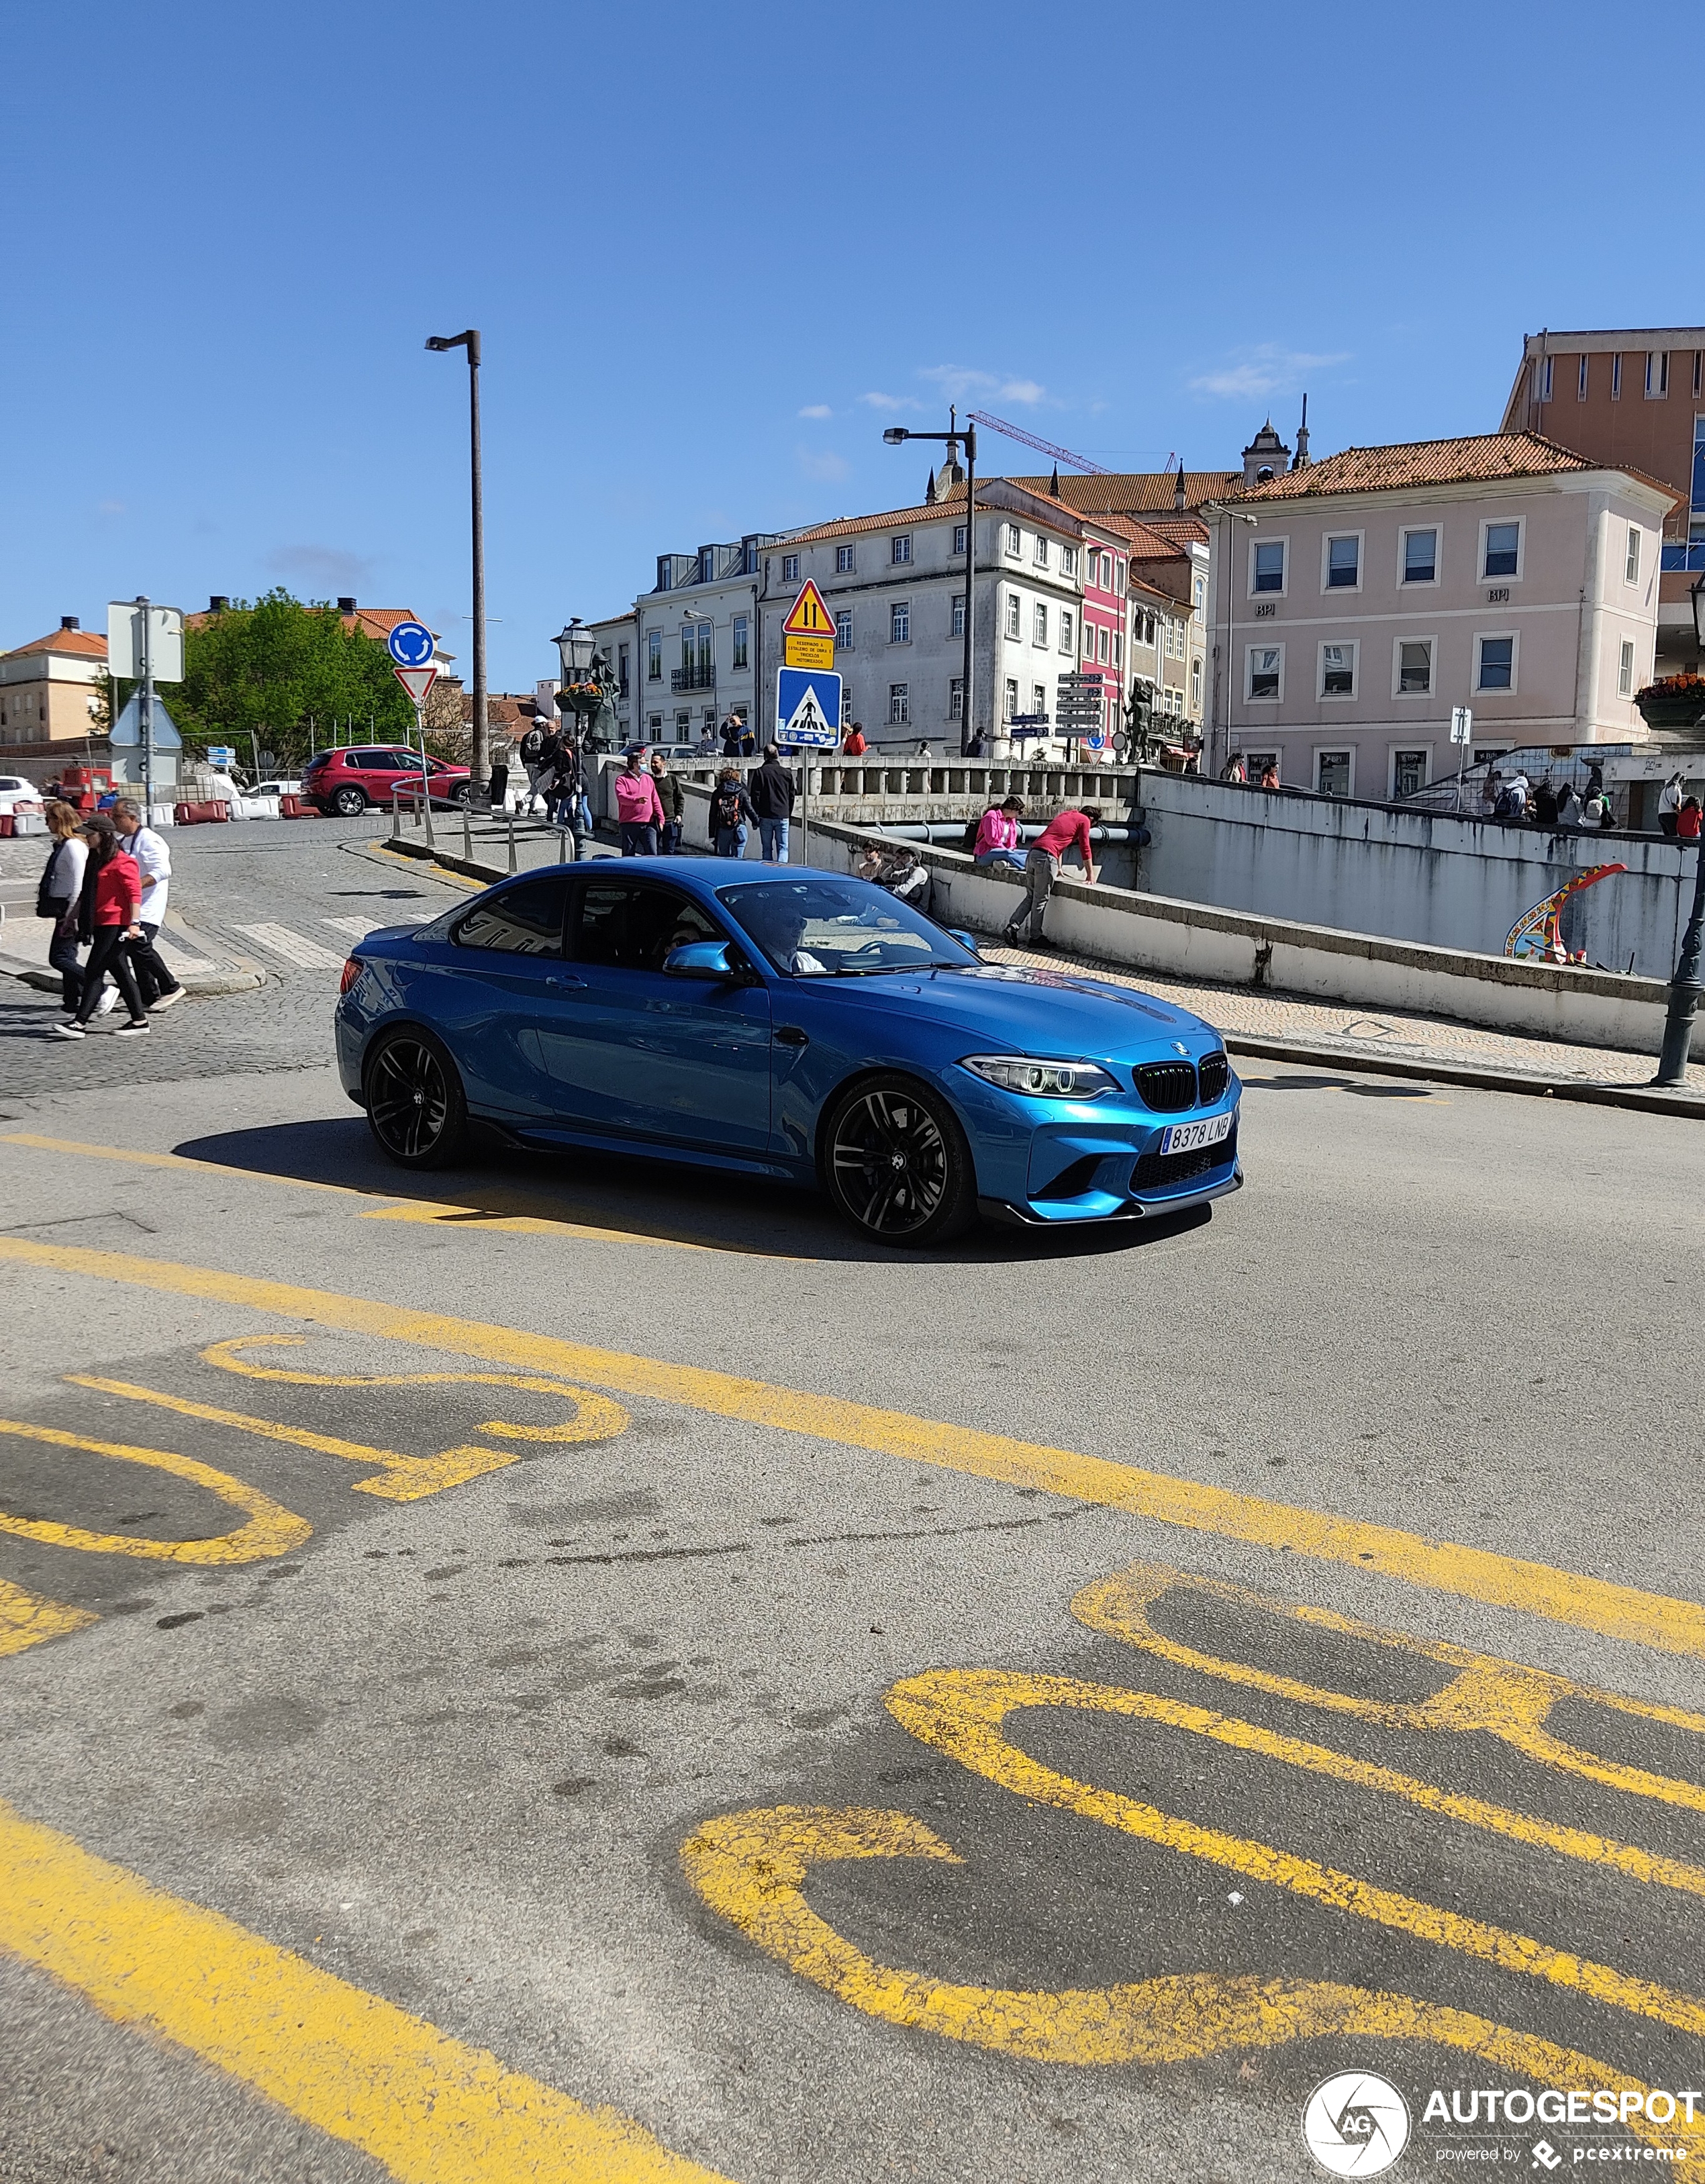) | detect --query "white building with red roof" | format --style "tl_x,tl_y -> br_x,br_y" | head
0,618 -> 107,747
